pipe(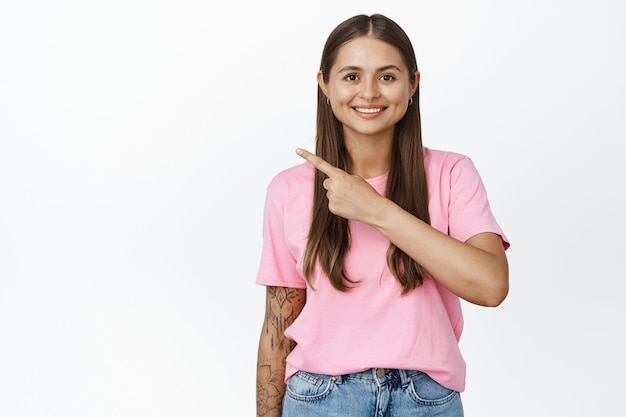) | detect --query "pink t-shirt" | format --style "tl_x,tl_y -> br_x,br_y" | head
256,147 -> 509,392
